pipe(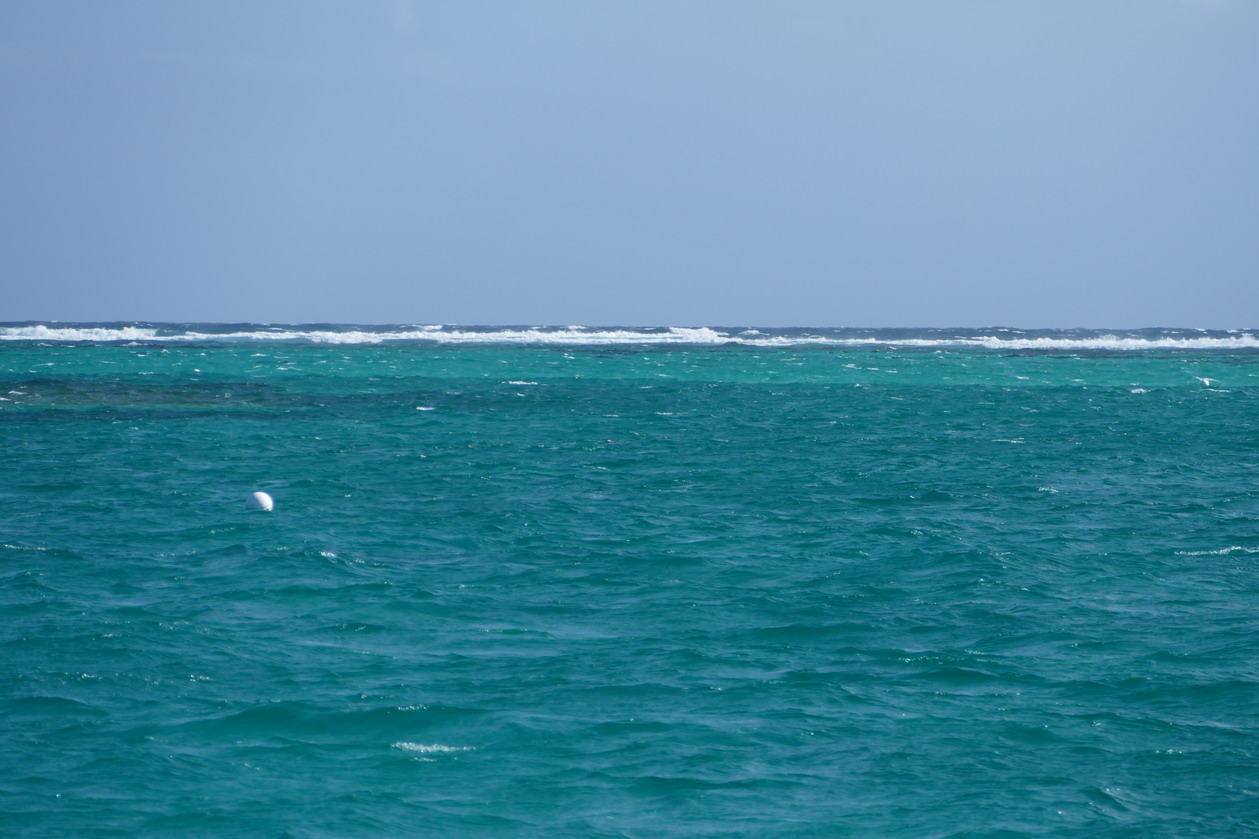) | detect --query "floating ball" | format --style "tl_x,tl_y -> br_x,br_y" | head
246,491 -> 274,511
